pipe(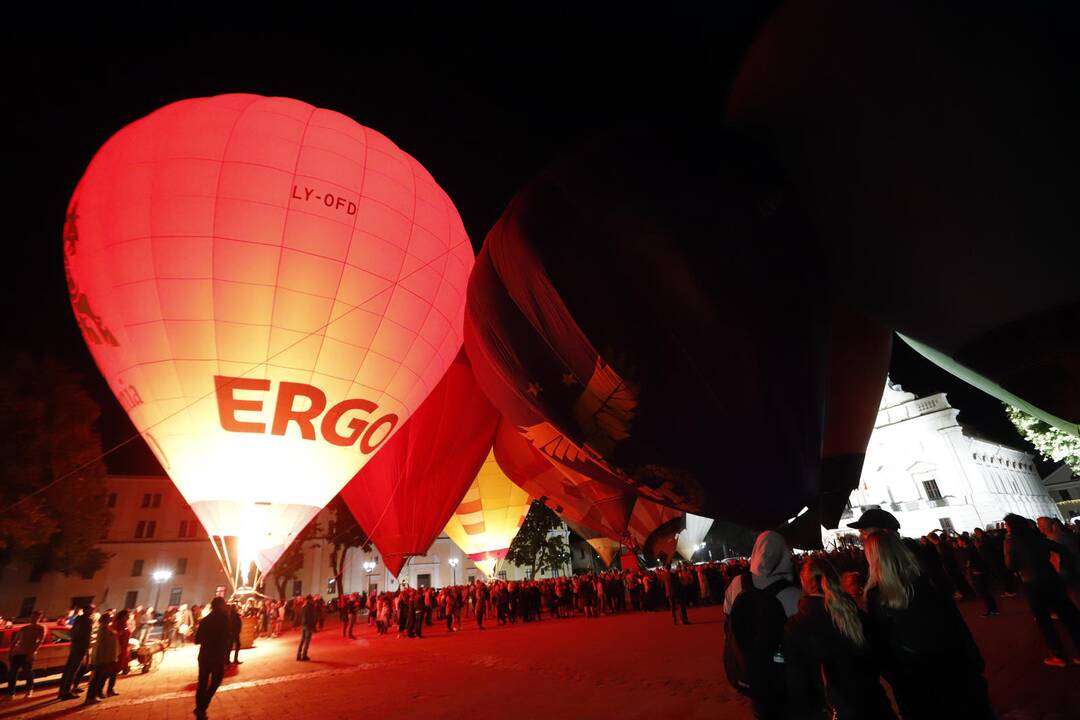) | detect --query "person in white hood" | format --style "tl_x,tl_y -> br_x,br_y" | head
724,530 -> 802,618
